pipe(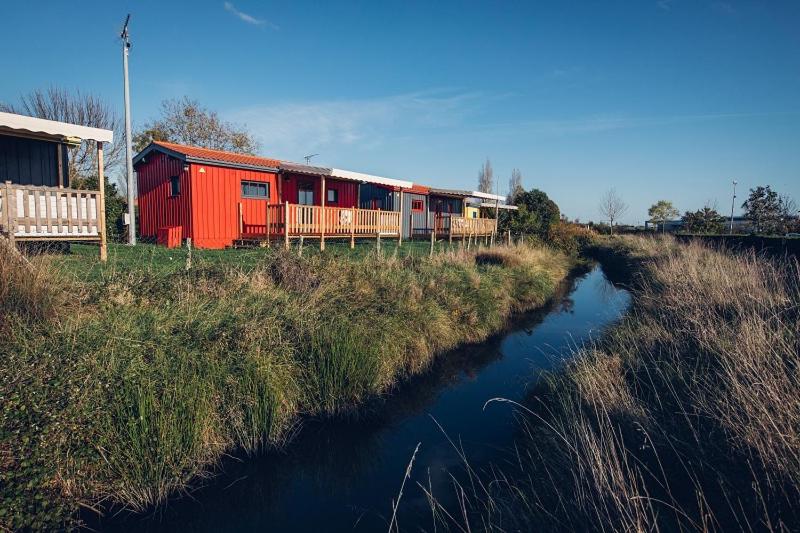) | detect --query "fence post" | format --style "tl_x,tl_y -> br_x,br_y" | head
284,201 -> 290,249
3,181 -> 15,246
299,235 -> 304,257
377,232 -> 381,255
185,237 -> 192,271
429,229 -> 434,257
350,206 -> 356,249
